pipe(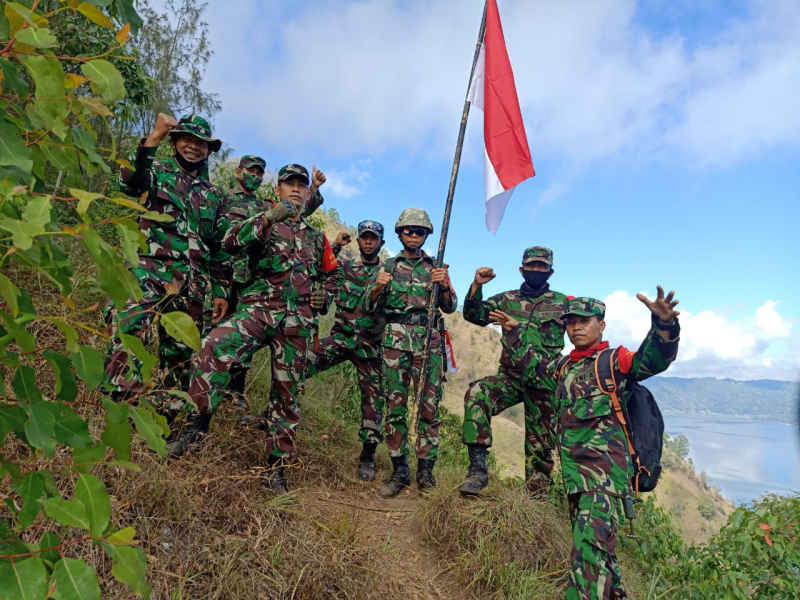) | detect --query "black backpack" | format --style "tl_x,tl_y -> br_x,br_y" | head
595,348 -> 664,492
